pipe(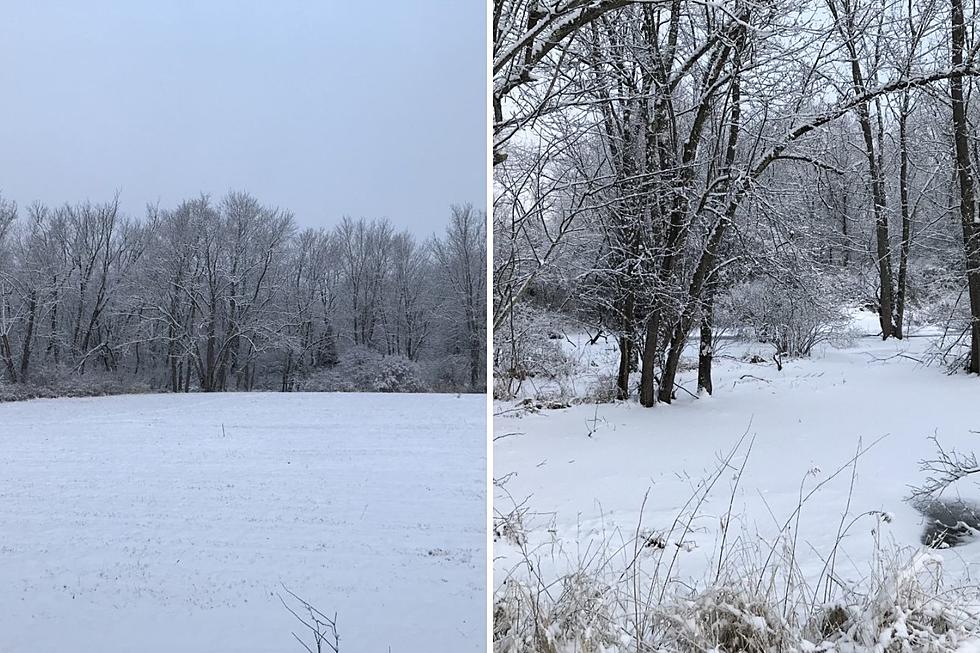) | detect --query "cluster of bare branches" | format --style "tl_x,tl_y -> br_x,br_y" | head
910,433 -> 980,500
280,588 -> 341,653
